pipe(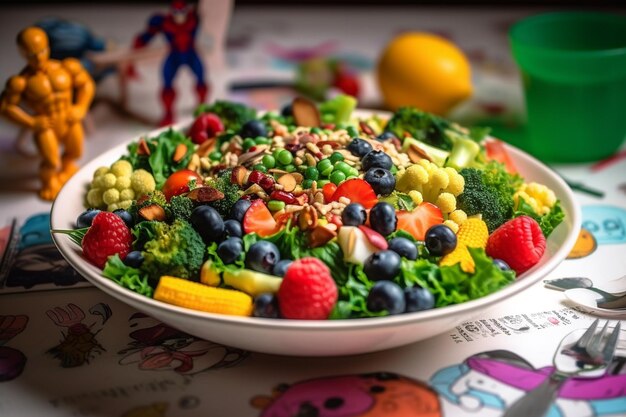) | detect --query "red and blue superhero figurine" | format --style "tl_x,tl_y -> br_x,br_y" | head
132,0 -> 209,126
